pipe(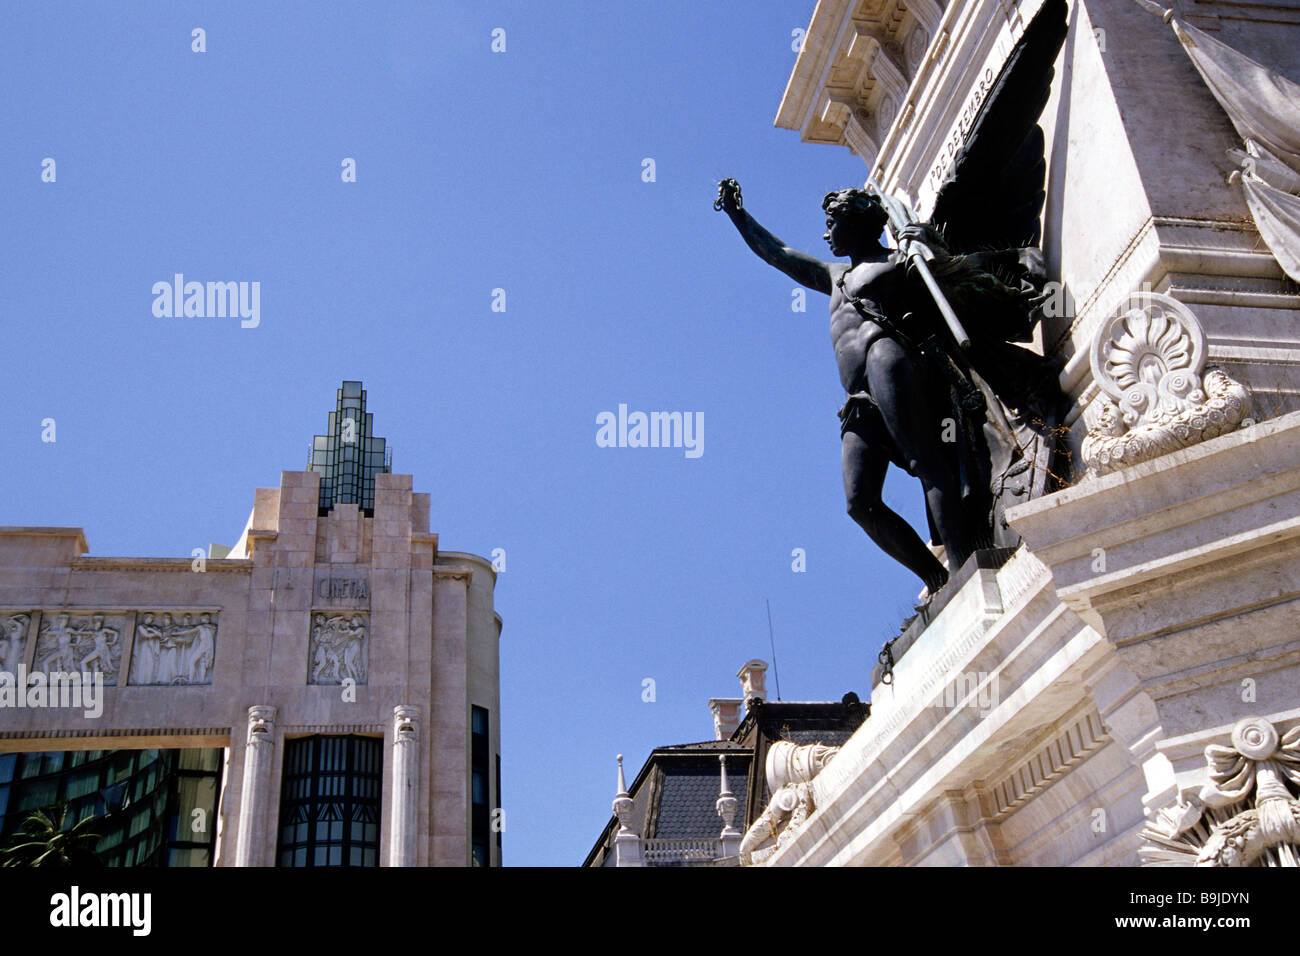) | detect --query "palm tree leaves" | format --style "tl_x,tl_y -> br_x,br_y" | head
0,800 -> 104,867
